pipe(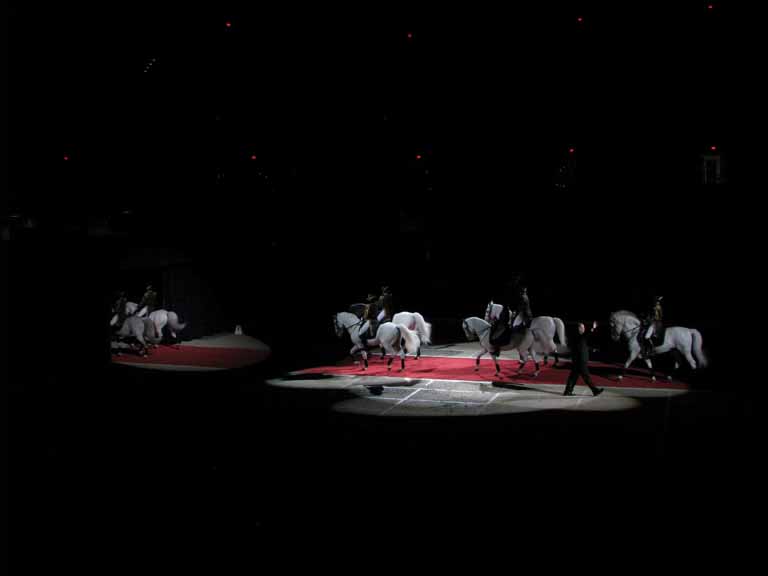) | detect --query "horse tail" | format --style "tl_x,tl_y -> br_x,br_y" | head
691,329 -> 708,368
398,324 -> 421,355
413,312 -> 432,345
167,311 -> 187,332
554,317 -> 567,348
